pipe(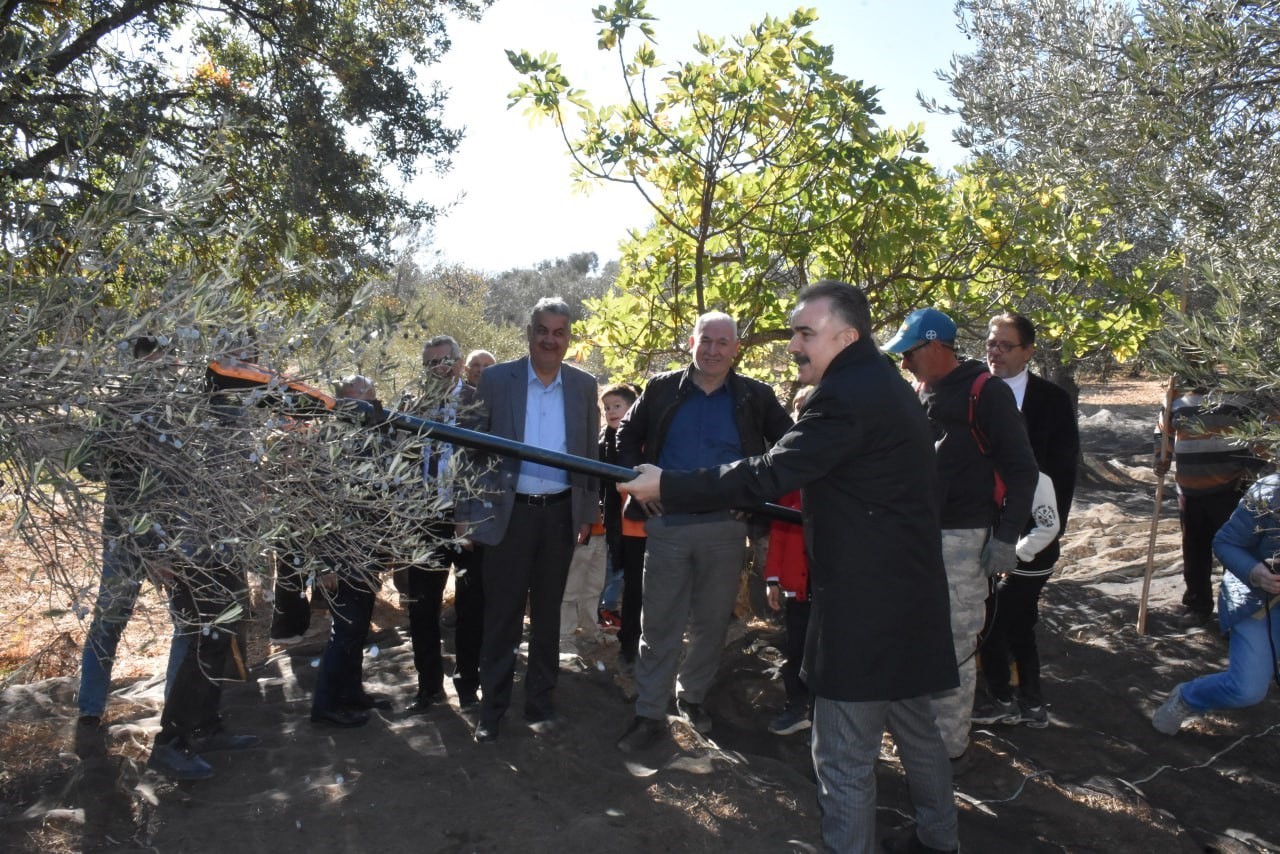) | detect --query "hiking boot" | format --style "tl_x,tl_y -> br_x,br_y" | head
1153,684 -> 1194,735
971,696 -> 1019,725
1017,701 -> 1049,729
675,698 -> 712,734
768,705 -> 812,736
616,715 -> 665,753
881,825 -> 958,853
147,742 -> 214,781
